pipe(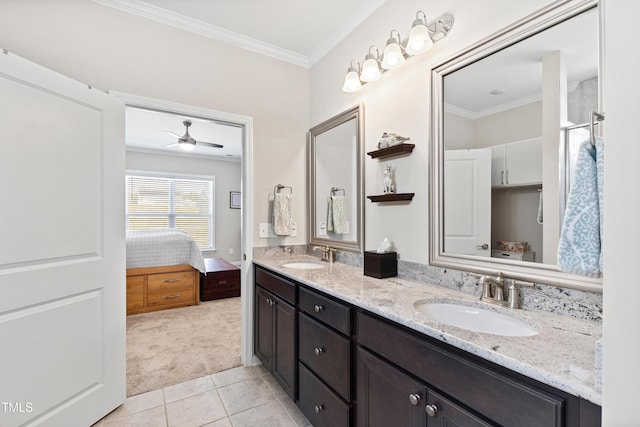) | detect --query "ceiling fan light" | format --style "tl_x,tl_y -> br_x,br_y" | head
381,41 -> 405,70
406,16 -> 433,56
178,141 -> 196,151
